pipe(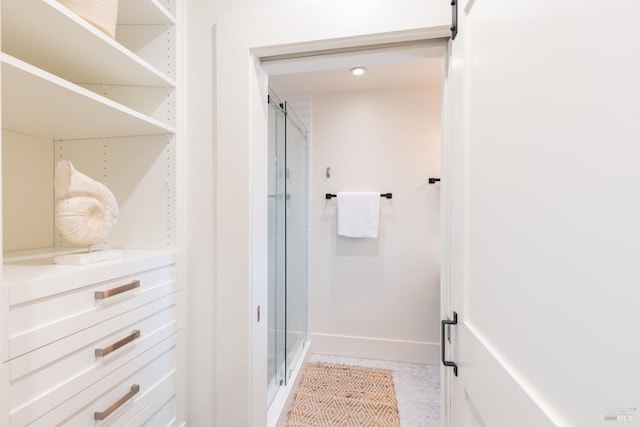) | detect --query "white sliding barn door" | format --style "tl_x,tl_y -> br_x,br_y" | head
443,1 -> 640,426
